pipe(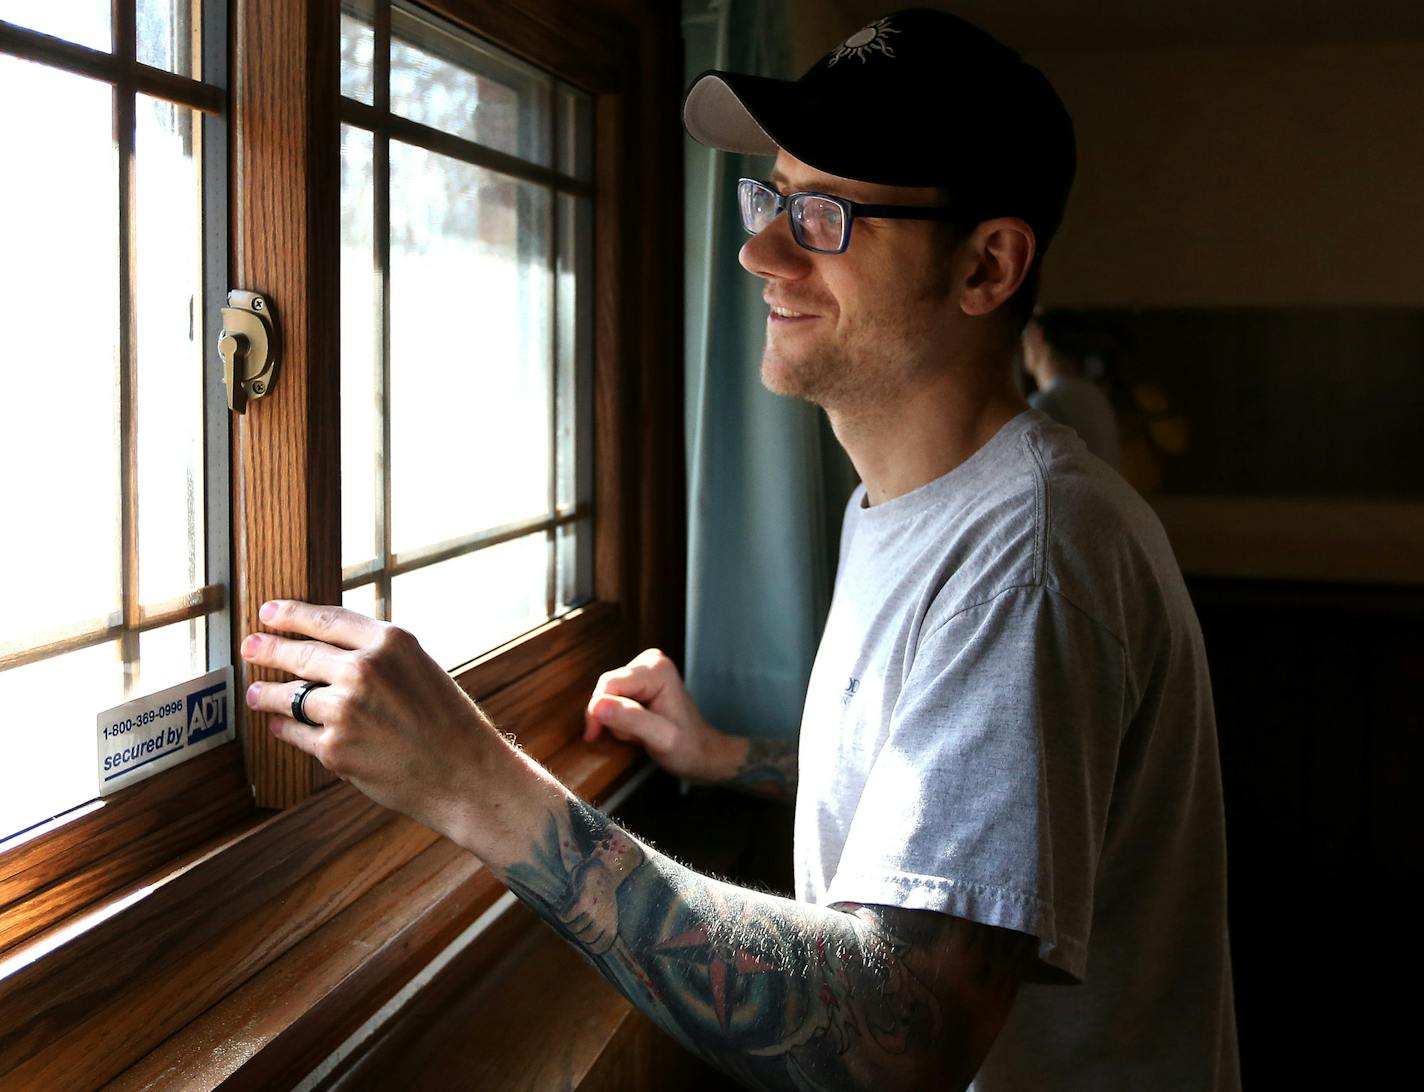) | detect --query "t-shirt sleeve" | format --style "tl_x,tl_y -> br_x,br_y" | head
823,584 -> 1127,982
